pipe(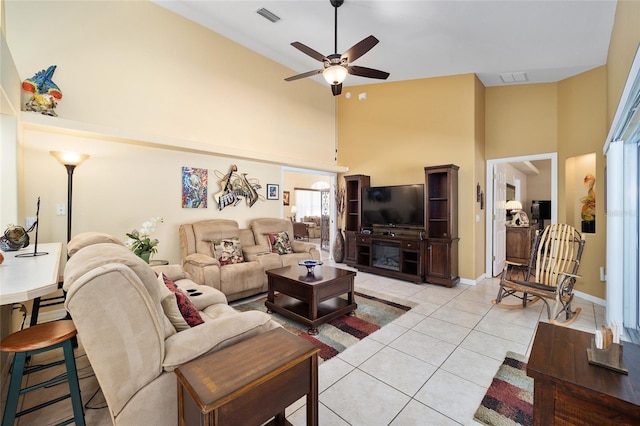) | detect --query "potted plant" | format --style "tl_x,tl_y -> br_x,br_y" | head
126,217 -> 163,263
